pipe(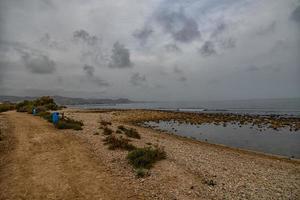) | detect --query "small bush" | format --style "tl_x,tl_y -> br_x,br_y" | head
135,168 -> 148,178
100,120 -> 112,126
123,128 -> 141,139
16,100 -> 33,112
103,135 -> 136,151
56,118 -> 83,130
117,126 -> 141,139
0,103 -> 15,113
127,147 -> 166,169
36,111 -> 52,122
117,125 -> 126,131
116,129 -> 122,134
103,127 -> 113,135
36,106 -> 47,113
203,179 -> 217,186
